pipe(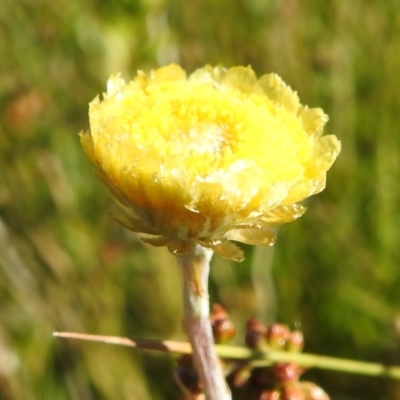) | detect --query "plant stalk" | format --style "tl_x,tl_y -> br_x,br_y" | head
53,331 -> 400,381
176,244 -> 231,400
